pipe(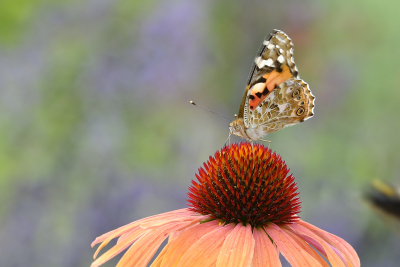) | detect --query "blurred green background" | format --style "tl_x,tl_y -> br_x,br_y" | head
1,0 -> 400,266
